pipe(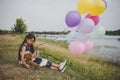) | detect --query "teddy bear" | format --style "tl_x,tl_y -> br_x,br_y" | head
24,52 -> 40,69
